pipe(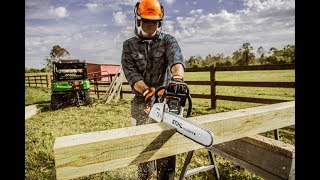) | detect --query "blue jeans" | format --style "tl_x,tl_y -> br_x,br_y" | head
131,96 -> 176,180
